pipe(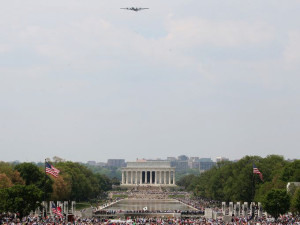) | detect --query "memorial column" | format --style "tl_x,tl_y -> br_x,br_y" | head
122,171 -> 124,184
136,171 -> 138,184
164,170 -> 167,184
173,169 -> 176,185
155,171 -> 157,185
126,171 -> 129,184
150,170 -> 152,184
133,171 -> 136,184
159,170 -> 162,184
135,171 -> 136,184
131,170 -> 133,184
169,170 -> 171,184
140,170 -> 143,184
134,171 -> 137,184
145,170 -> 148,184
